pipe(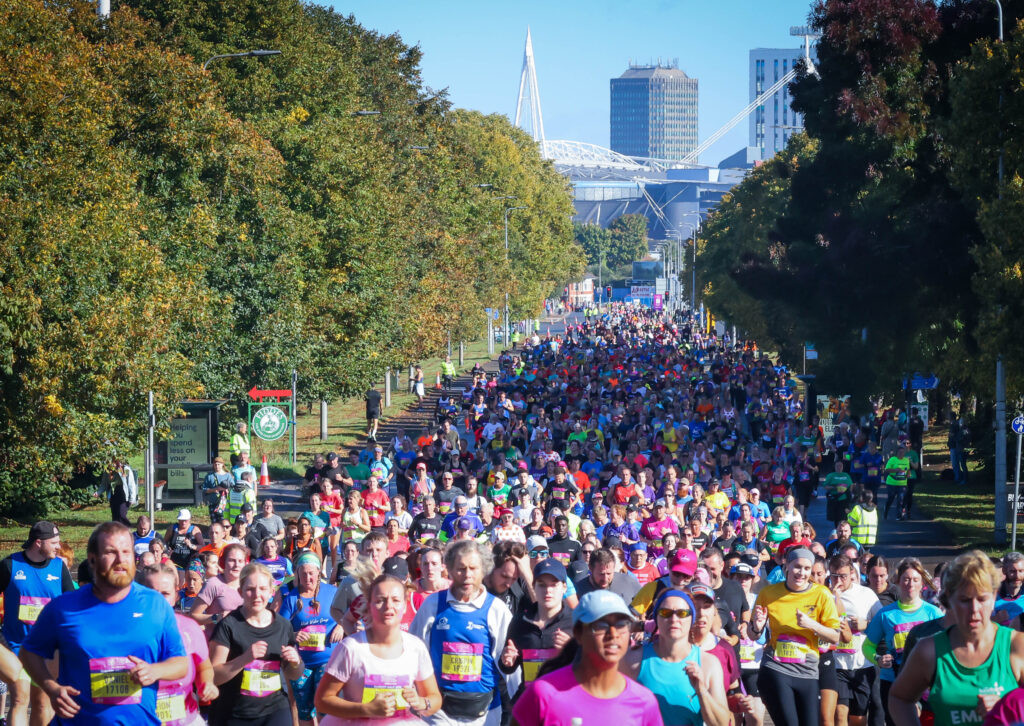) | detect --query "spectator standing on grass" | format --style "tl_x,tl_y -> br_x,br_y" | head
230,421 -> 250,467
947,414 -> 969,484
